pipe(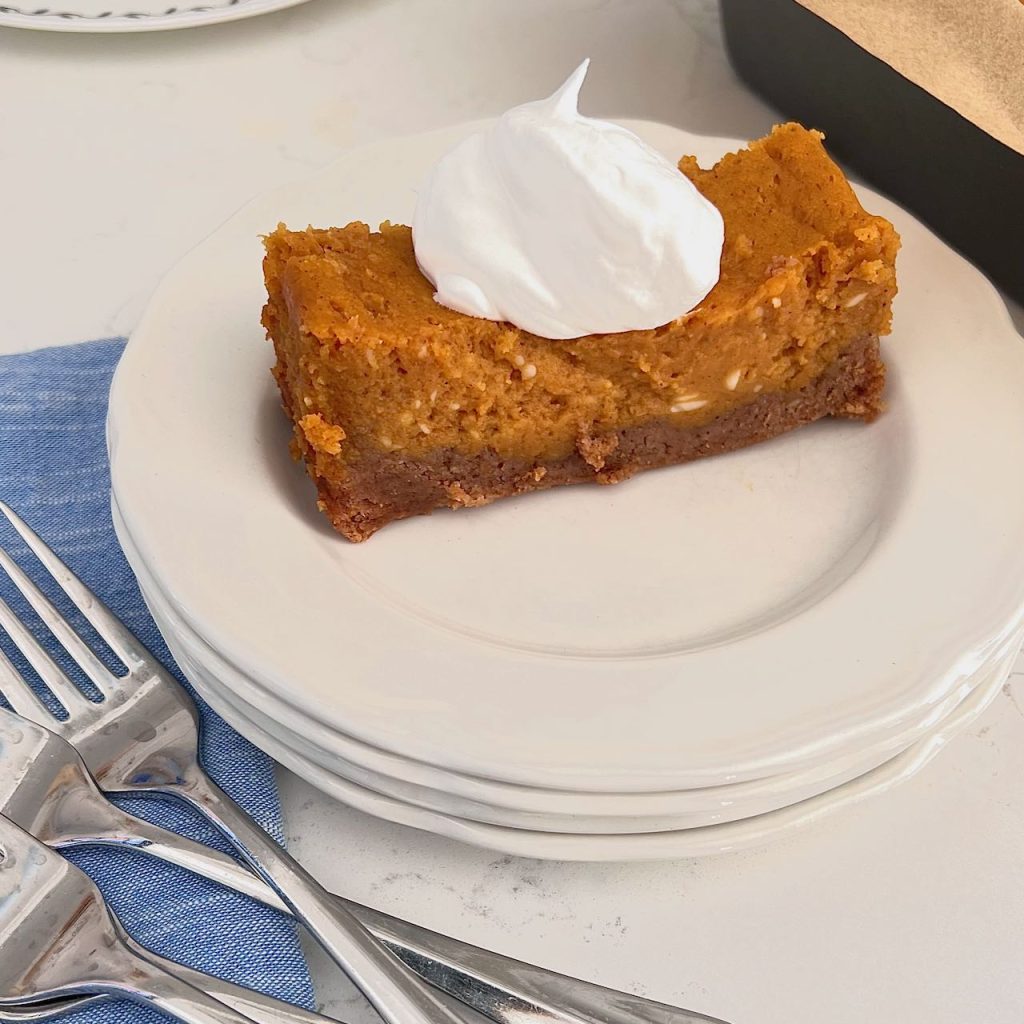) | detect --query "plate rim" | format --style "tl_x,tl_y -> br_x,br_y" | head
179,637 -> 1014,860
0,0 -> 310,32
118,492 -> 1019,825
